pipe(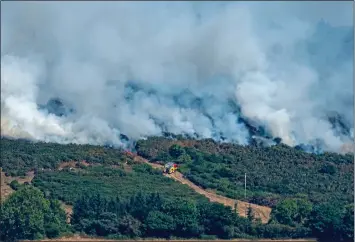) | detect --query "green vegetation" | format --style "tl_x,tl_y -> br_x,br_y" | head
9,180 -> 22,190
71,192 -> 308,240
307,203 -> 354,242
0,137 -> 129,176
135,137 -> 354,241
1,137 -> 353,241
0,186 -> 70,241
32,164 -> 205,205
270,197 -> 313,227
136,137 -> 353,206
